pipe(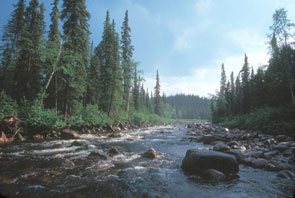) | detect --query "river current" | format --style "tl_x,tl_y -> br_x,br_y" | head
0,125 -> 293,198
